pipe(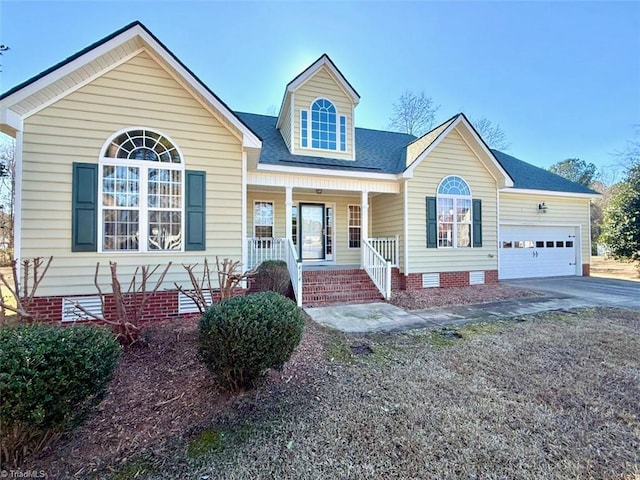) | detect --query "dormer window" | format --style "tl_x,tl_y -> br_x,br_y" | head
301,98 -> 347,152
